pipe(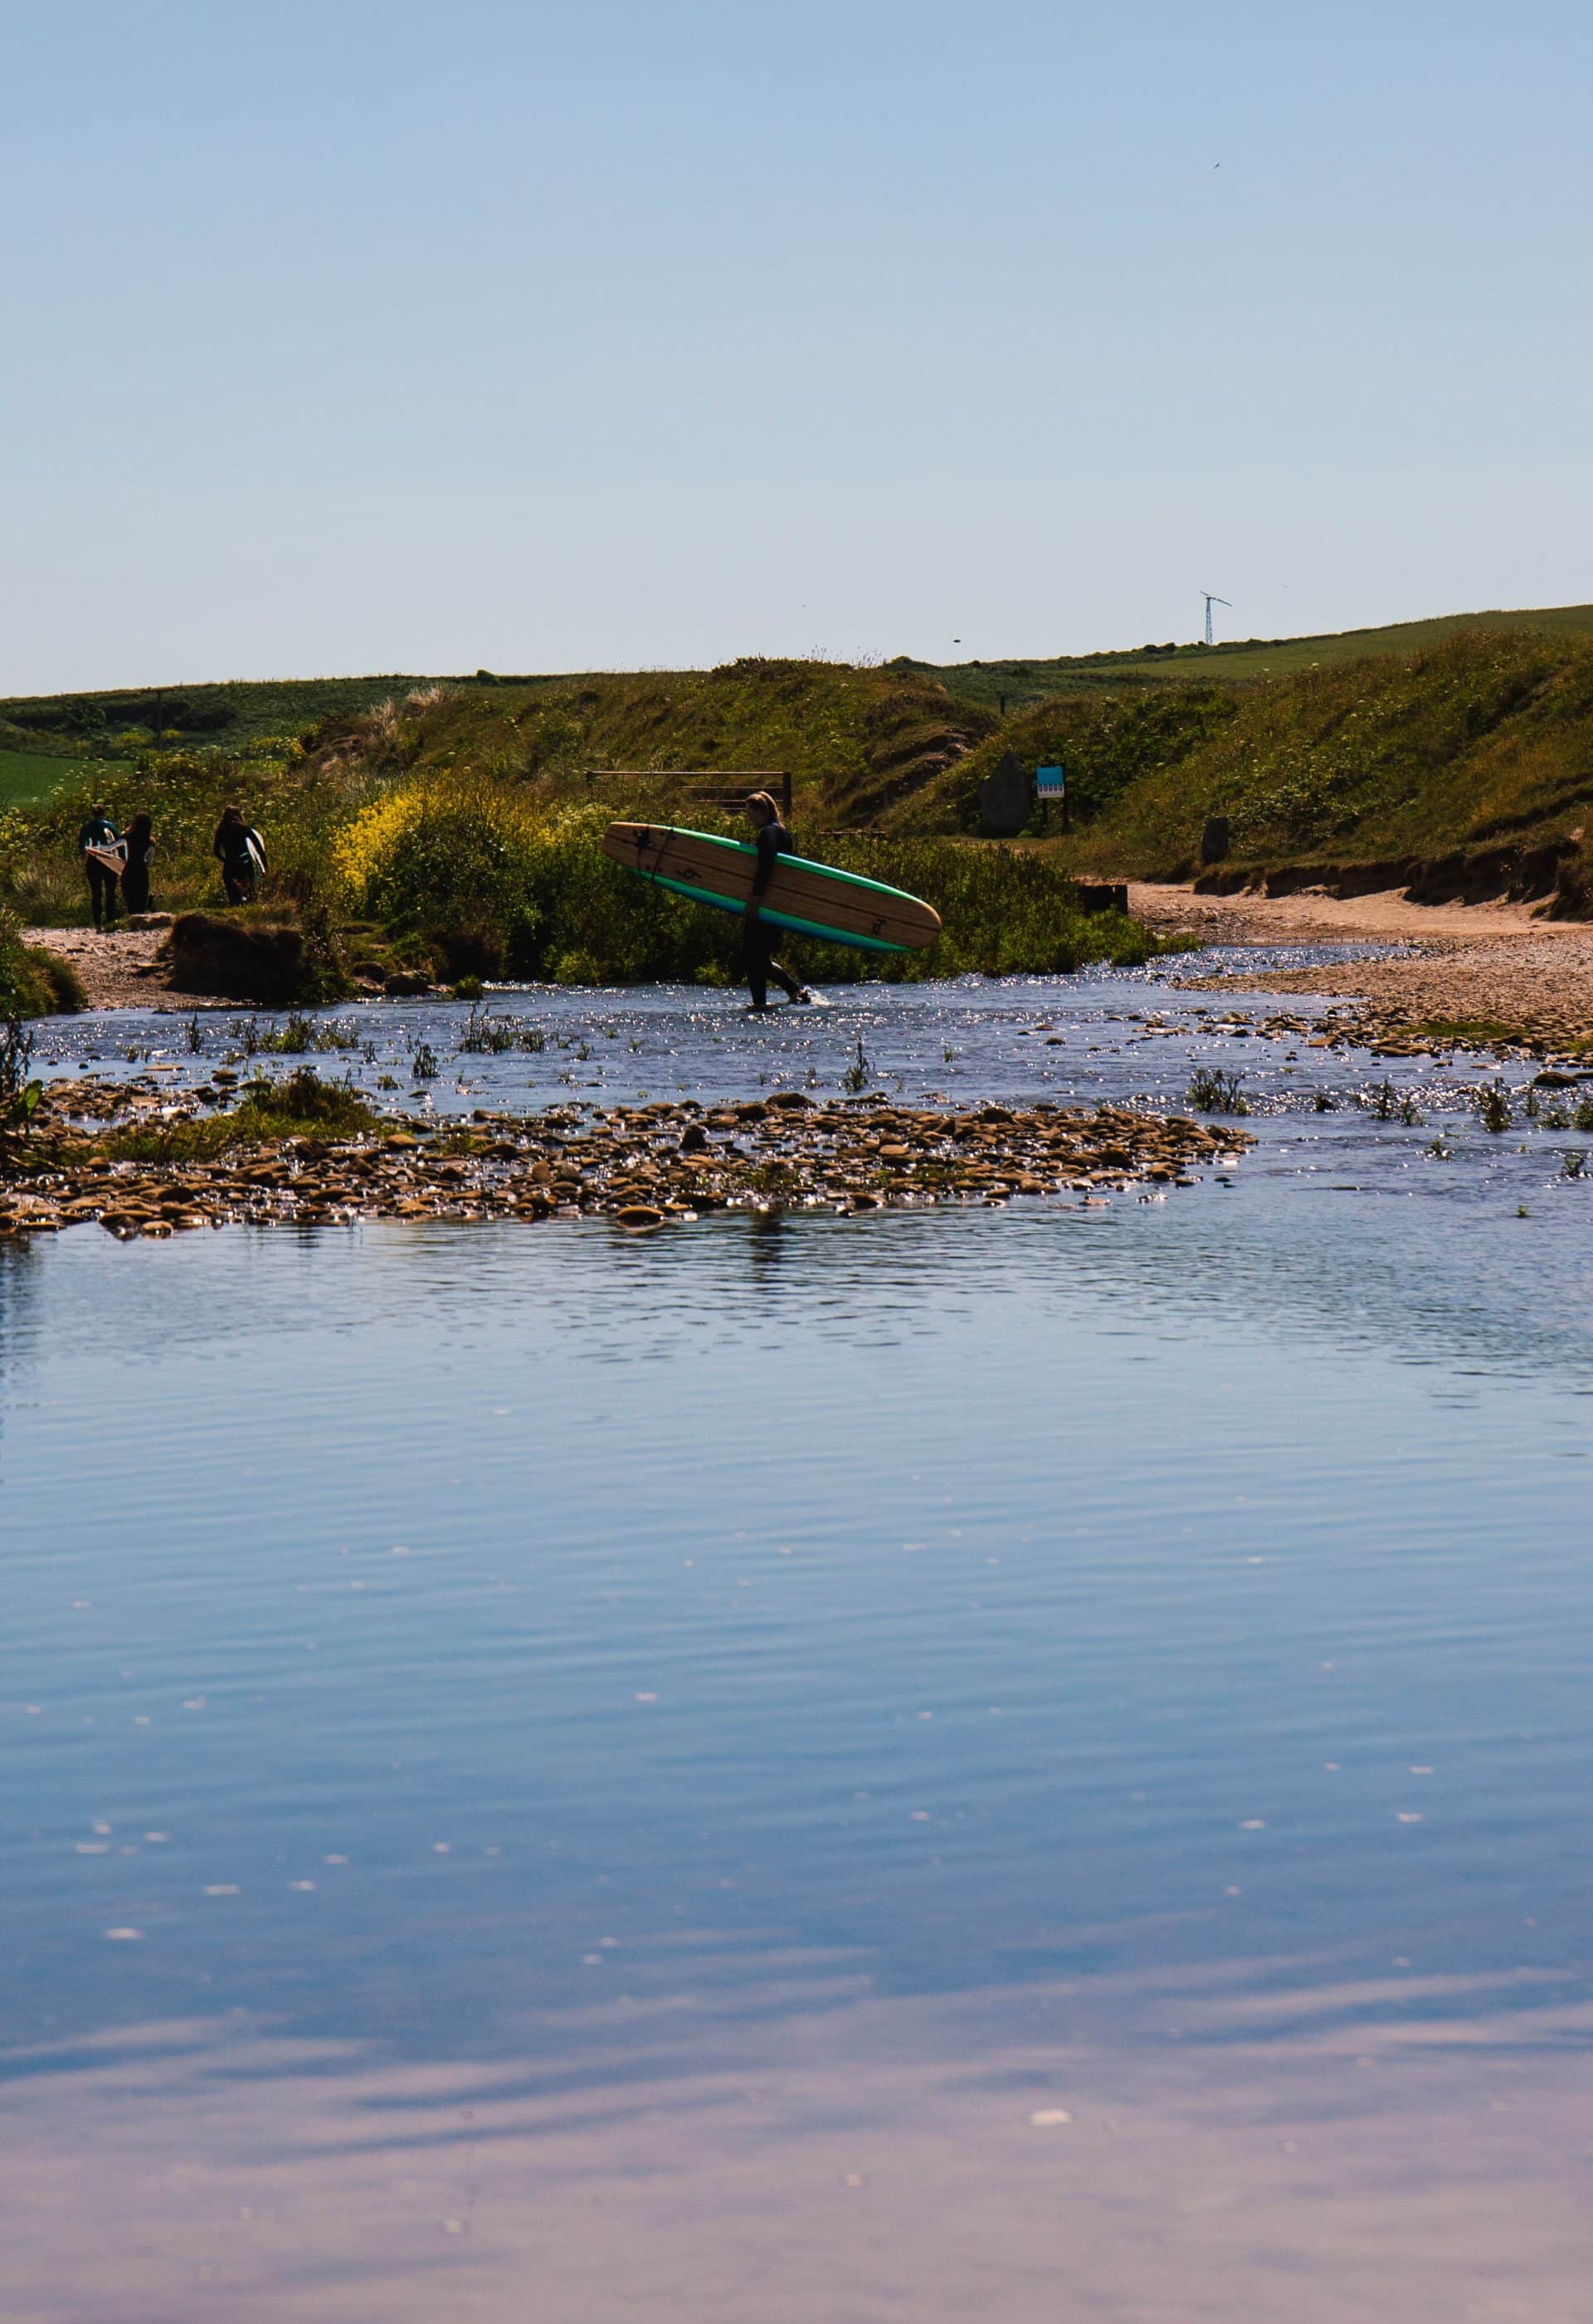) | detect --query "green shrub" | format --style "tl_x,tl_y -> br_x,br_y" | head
334,784 -> 1154,984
